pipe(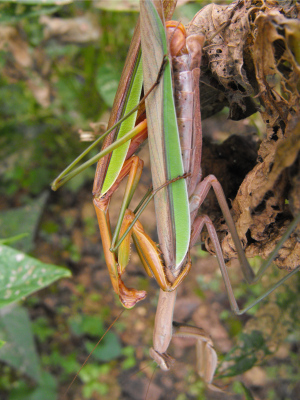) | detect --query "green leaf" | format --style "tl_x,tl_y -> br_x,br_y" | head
31,317 -> 55,343
223,356 -> 257,378
85,332 -> 122,362
9,371 -> 57,400
79,363 -> 110,383
0,192 -> 49,253
239,382 -> 255,400
0,305 -> 41,382
219,331 -> 271,378
121,346 -> 136,370
79,364 -> 111,397
83,381 -> 109,398
41,349 -> 80,376
240,330 -> 266,349
0,245 -> 71,308
69,314 -> 104,337
0,233 -> 29,246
